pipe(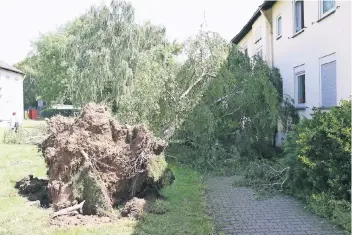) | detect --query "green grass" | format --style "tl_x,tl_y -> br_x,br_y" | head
0,142 -> 216,235
132,166 -> 217,235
